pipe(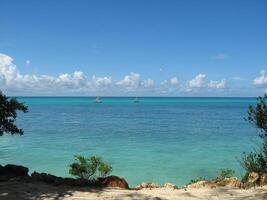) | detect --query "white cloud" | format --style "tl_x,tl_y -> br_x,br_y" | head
1,54 -> 159,95
92,75 -> 112,90
170,77 -> 179,85
159,77 -> 180,94
0,53 -> 91,93
116,72 -> 140,91
208,79 -> 226,89
0,52 -> 257,96
142,78 -> 154,88
254,70 -> 267,86
0,53 -> 18,84
189,74 -> 206,88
